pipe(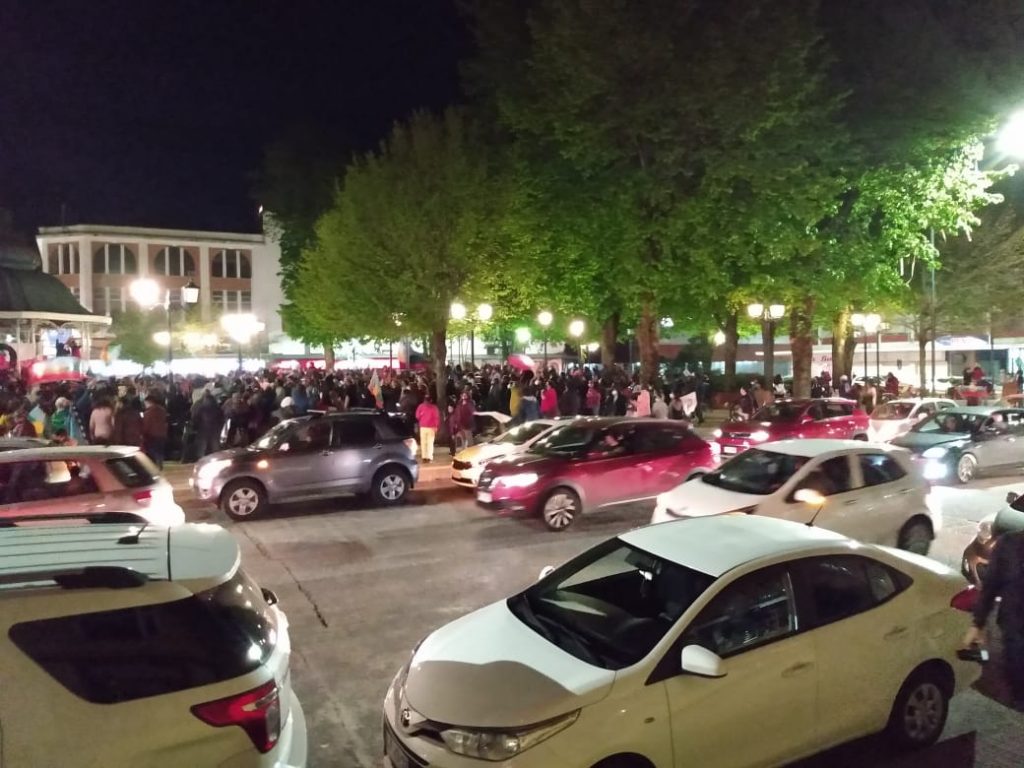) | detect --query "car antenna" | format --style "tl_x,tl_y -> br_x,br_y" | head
117,521 -> 149,545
